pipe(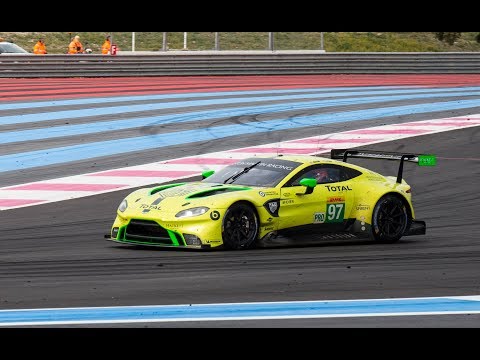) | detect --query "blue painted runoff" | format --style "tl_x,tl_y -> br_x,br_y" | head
1,86 -> 480,125
0,85 -> 428,111
0,97 -> 480,172
0,297 -> 479,324
1,90 -> 480,144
